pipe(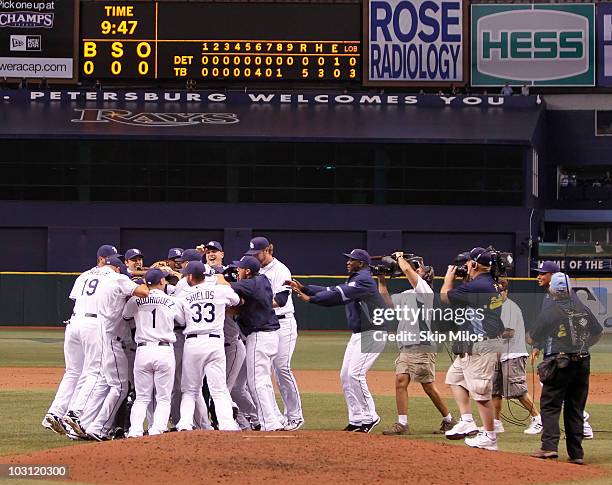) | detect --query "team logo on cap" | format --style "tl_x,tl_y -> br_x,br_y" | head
249,242 -> 254,249
173,249 -> 181,255
111,246 -> 117,252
